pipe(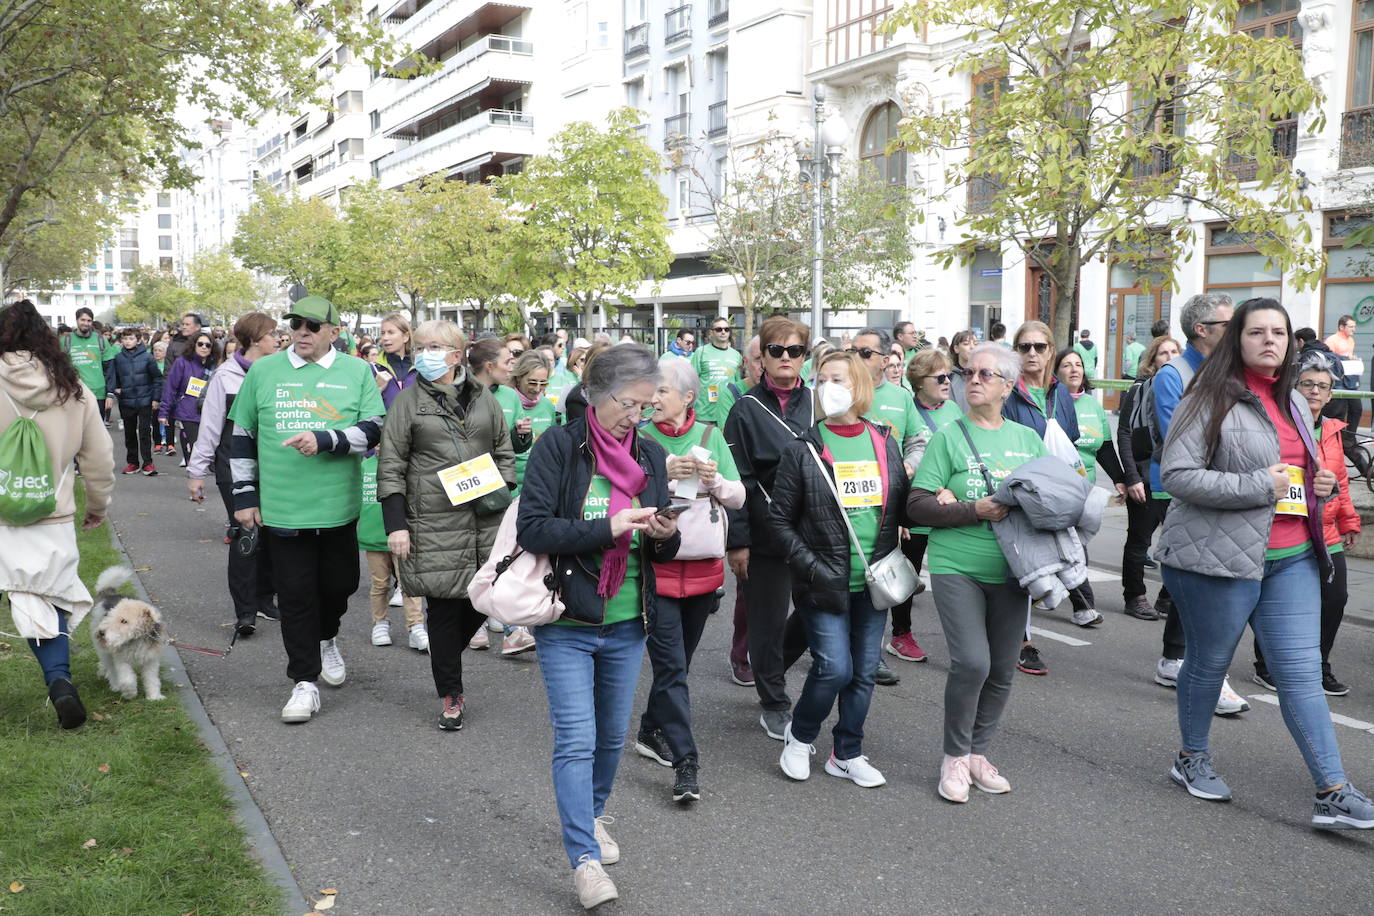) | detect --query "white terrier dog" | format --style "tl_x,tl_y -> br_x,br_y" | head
89,567 -> 167,700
